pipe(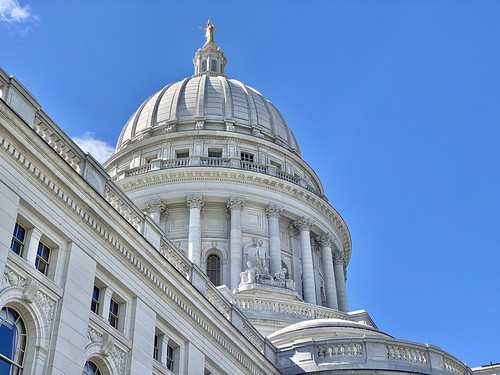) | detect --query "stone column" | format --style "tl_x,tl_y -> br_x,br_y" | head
294,216 -> 316,304
266,204 -> 283,276
146,198 -> 167,225
227,196 -> 244,290
187,195 -> 203,266
318,234 -> 339,310
333,248 -> 349,312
